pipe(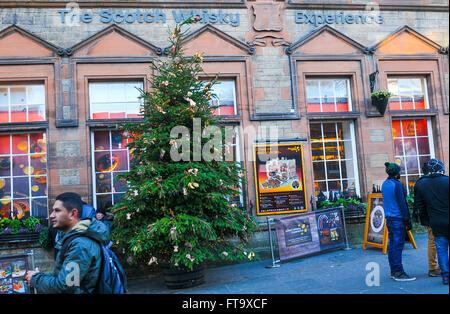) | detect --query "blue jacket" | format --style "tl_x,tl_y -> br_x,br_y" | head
381,178 -> 410,221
